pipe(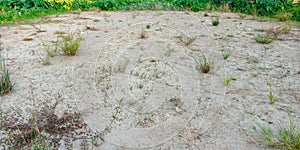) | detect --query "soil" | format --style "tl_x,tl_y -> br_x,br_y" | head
0,11 -> 300,149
